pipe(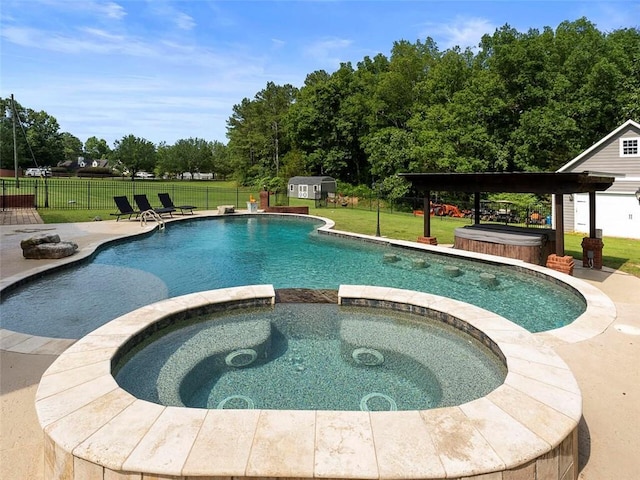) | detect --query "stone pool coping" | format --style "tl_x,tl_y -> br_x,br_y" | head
36,284 -> 581,479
